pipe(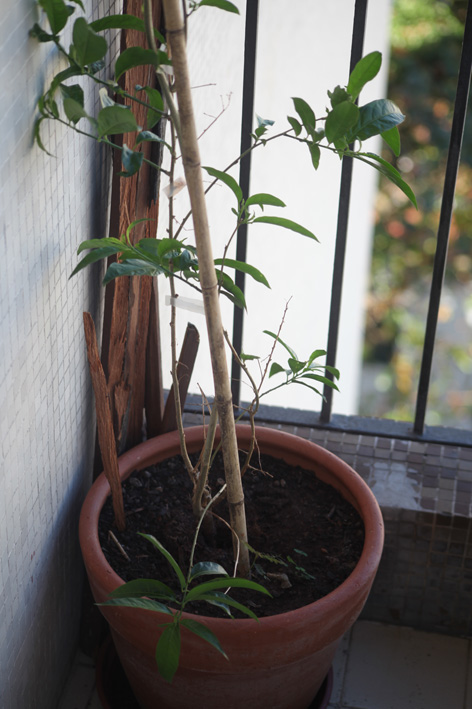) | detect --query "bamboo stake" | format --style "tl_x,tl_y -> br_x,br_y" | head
83,312 -> 126,532
160,0 -> 250,576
